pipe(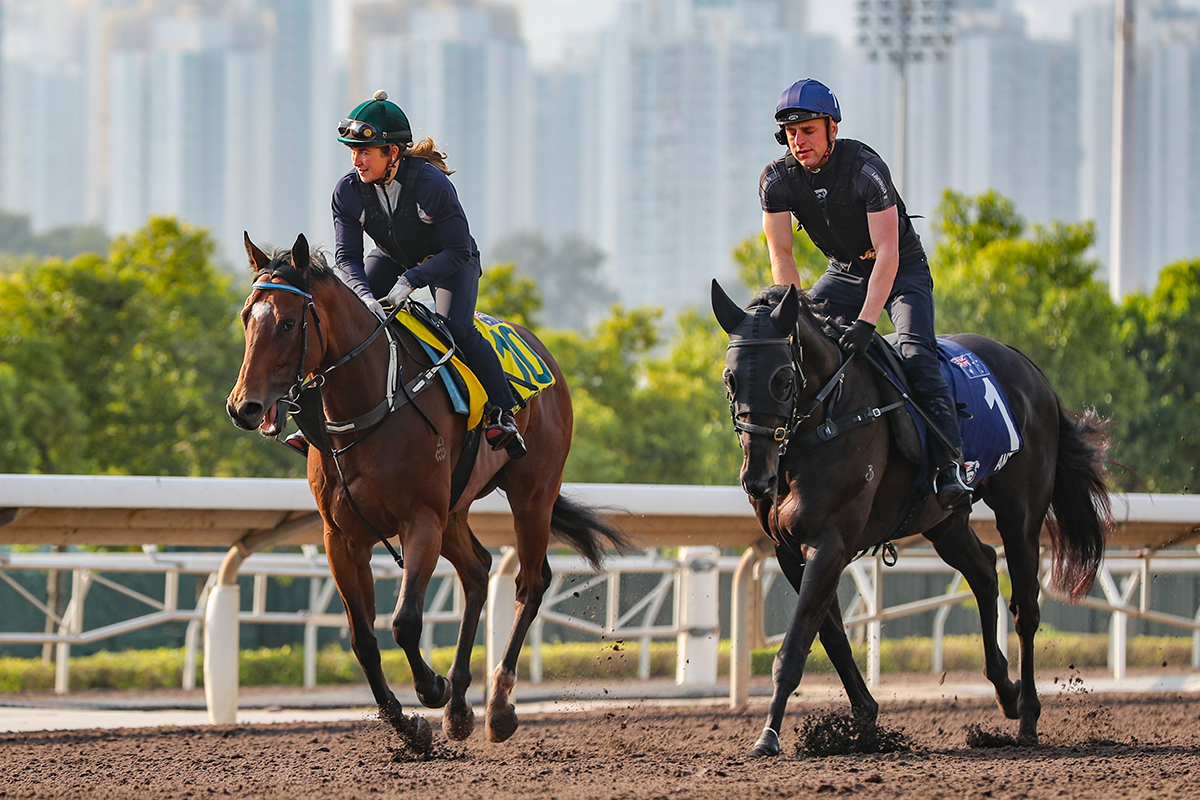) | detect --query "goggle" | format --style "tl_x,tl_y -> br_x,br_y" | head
338,118 -> 384,142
